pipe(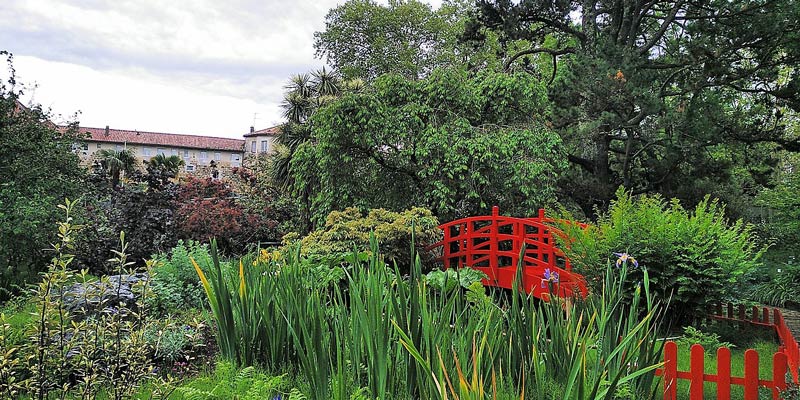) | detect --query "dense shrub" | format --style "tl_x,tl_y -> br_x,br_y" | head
147,240 -> 214,315
749,261 -> 800,308
76,181 -> 179,274
288,207 -> 440,268
0,53 -> 86,299
557,189 -> 764,323
175,176 -> 297,255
